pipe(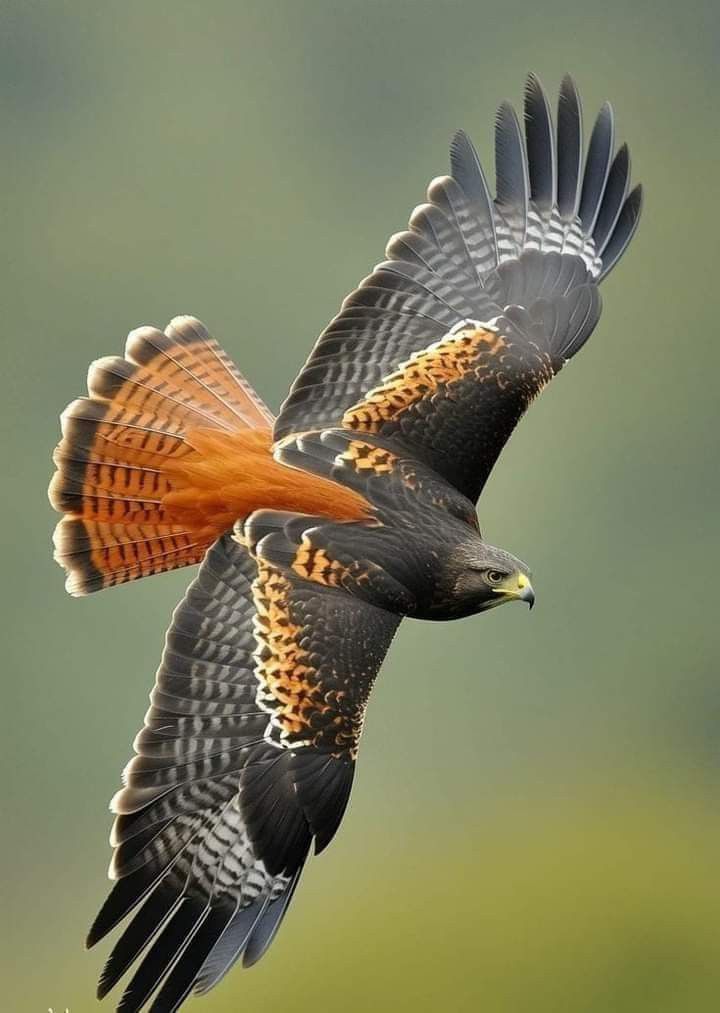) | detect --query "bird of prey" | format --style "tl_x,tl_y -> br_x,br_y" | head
49,75 -> 641,1012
